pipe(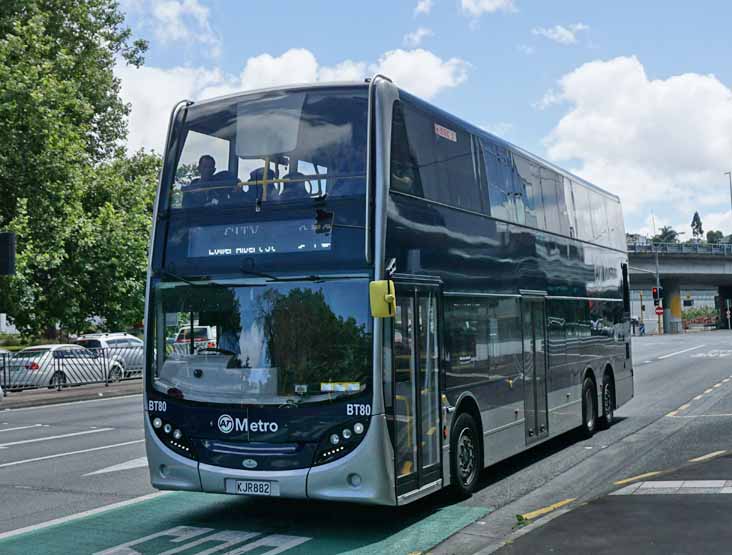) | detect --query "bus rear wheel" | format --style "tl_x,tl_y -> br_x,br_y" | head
450,412 -> 480,497
599,374 -> 615,429
580,377 -> 597,438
